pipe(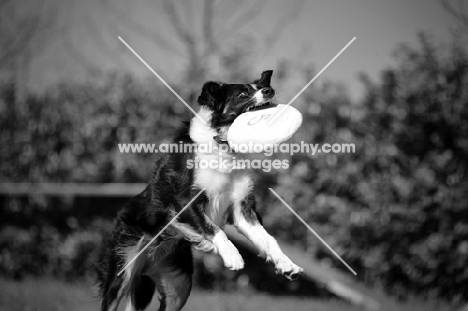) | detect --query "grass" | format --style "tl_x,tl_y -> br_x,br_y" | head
0,277 -> 454,311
